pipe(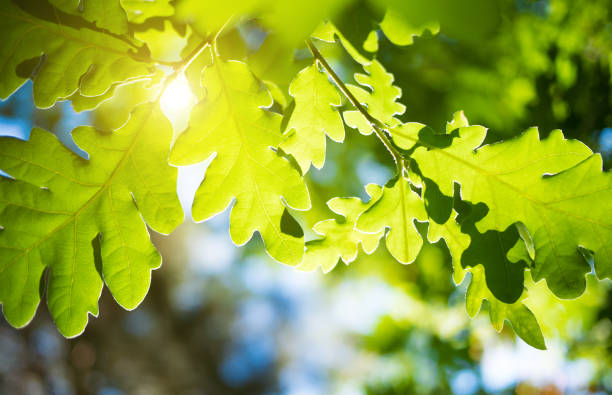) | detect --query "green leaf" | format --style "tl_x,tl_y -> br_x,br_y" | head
446,110 -> 469,132
0,103 -> 183,337
263,80 -> 288,109
402,117 -> 608,299
49,0 -> 128,35
357,175 -> 427,264
343,60 -> 405,135
134,20 -> 189,62
69,73 -> 163,122
120,0 -> 174,23
299,184 -> 384,273
462,223 -> 527,304
311,21 -> 372,66
363,30 -> 379,52
428,212 -> 470,284
169,54 -> 310,265
466,265 -> 546,350
280,64 -> 345,173
379,7 -> 439,46
0,0 -> 152,108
